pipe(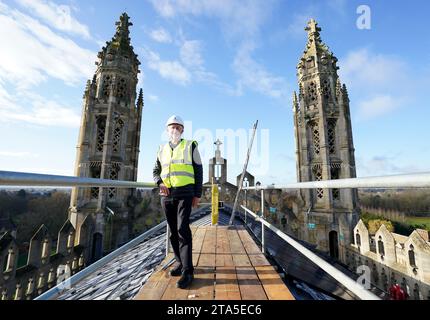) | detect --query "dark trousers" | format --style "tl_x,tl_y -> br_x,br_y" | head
161,196 -> 194,274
